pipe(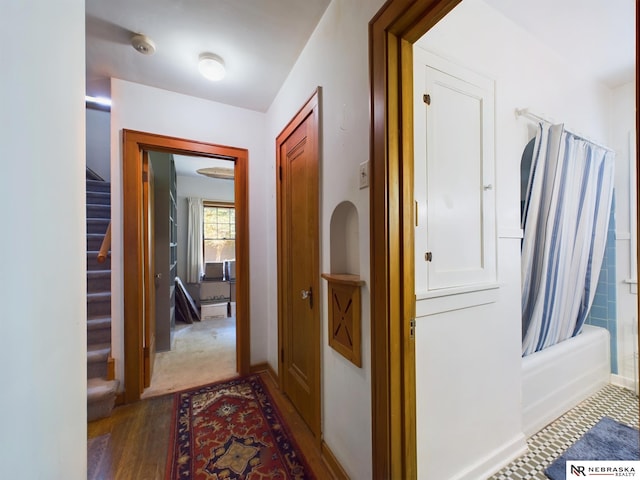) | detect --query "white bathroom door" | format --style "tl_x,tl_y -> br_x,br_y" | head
414,48 -> 496,296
